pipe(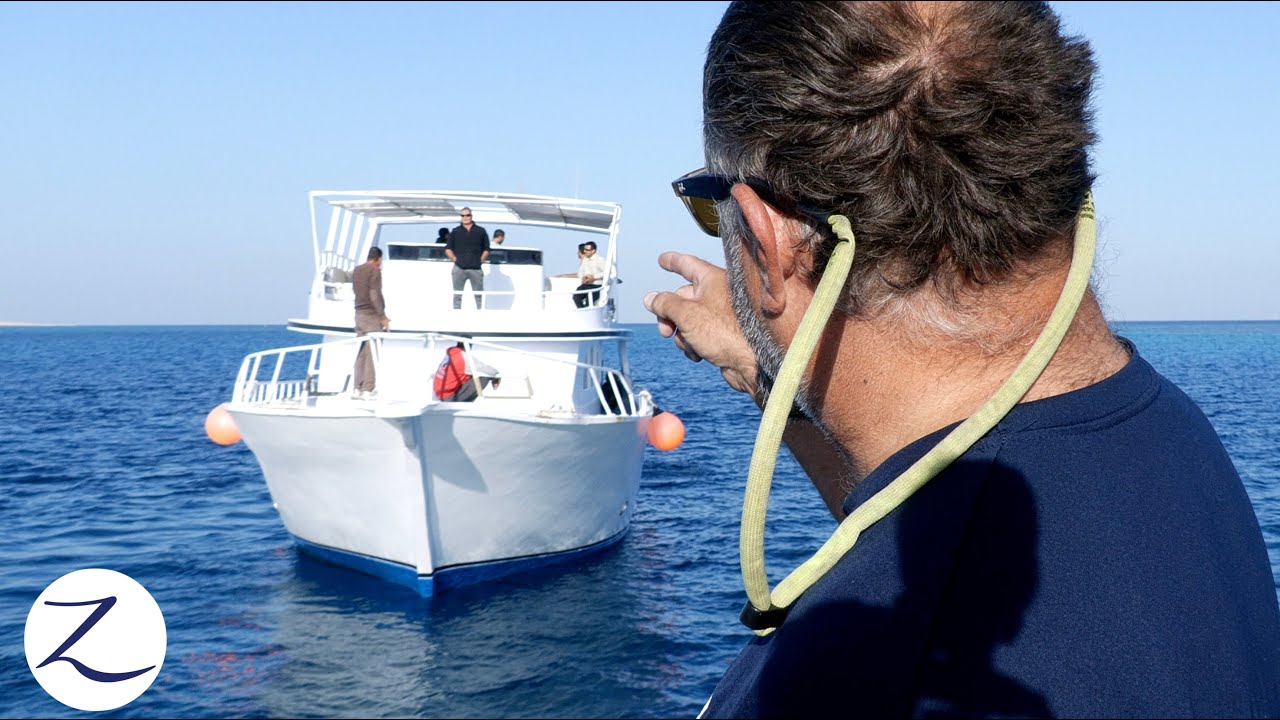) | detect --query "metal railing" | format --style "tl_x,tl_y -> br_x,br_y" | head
316,252 -> 359,300
428,333 -> 648,418
232,335 -> 374,405
311,274 -> 617,311
230,332 -> 649,418
319,250 -> 356,273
